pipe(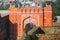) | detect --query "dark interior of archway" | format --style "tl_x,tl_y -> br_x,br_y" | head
24,23 -> 45,40
25,23 -> 45,34
25,23 -> 35,33
33,27 -> 45,34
